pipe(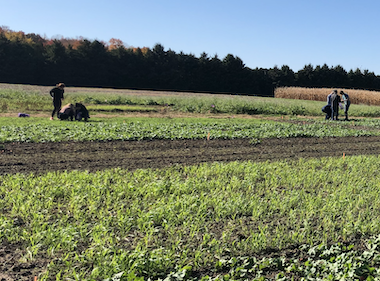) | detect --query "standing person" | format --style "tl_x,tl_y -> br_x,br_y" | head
49,83 -> 65,120
327,90 -> 336,107
330,90 -> 341,120
340,91 -> 351,121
